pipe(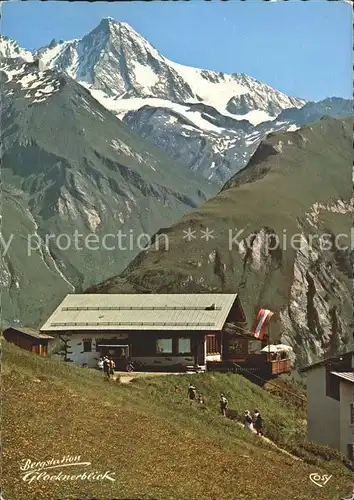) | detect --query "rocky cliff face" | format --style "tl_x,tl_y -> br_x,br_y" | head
88,117 -> 353,367
279,199 -> 353,366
